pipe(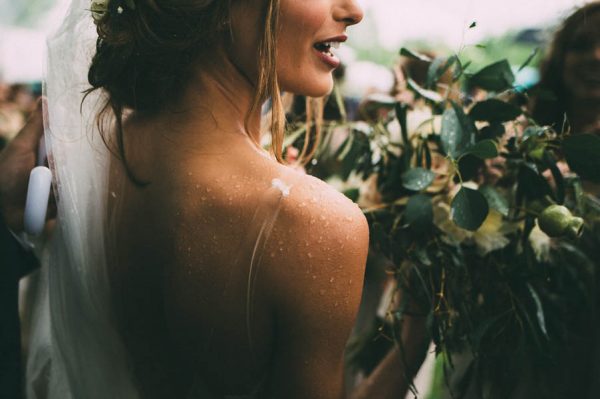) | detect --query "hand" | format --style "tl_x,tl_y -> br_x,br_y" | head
0,99 -> 55,232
